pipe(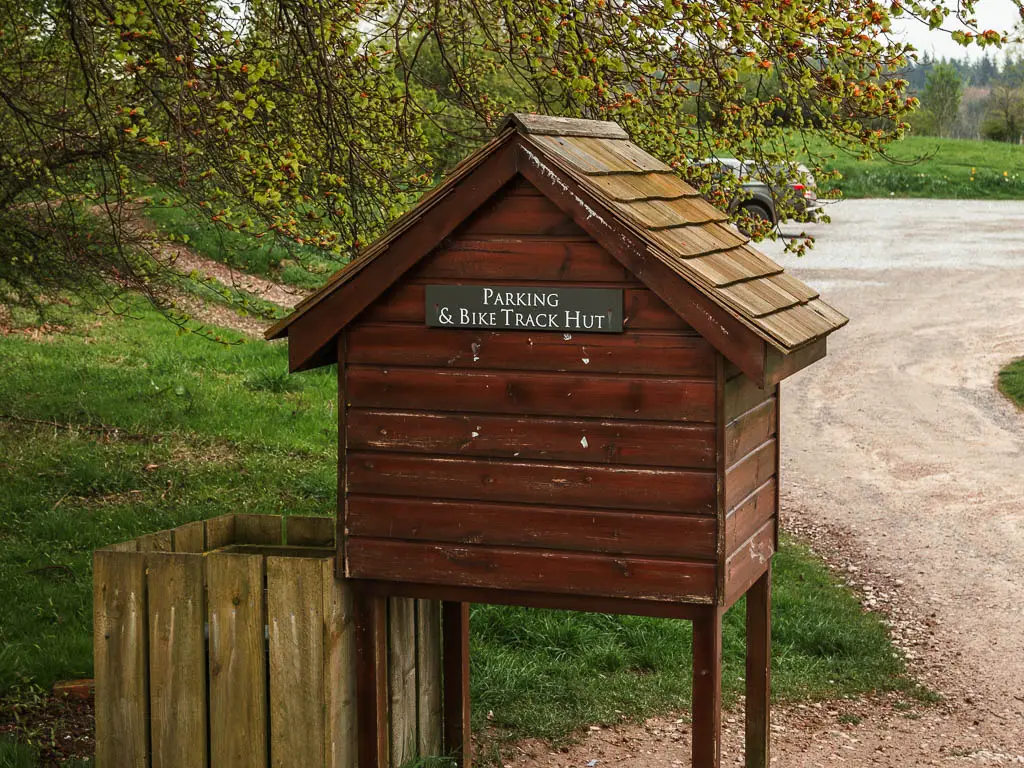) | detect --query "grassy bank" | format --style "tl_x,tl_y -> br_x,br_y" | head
998,358 -> 1024,408
812,135 -> 1024,200
144,200 -> 341,290
0,300 -> 927,761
